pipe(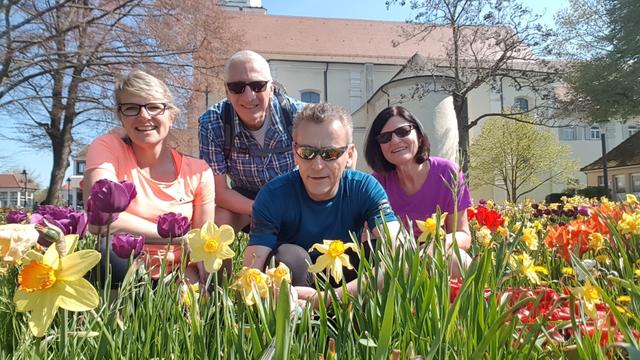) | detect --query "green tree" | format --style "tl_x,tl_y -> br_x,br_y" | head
555,0 -> 640,120
386,0 -> 561,173
469,117 -> 578,202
